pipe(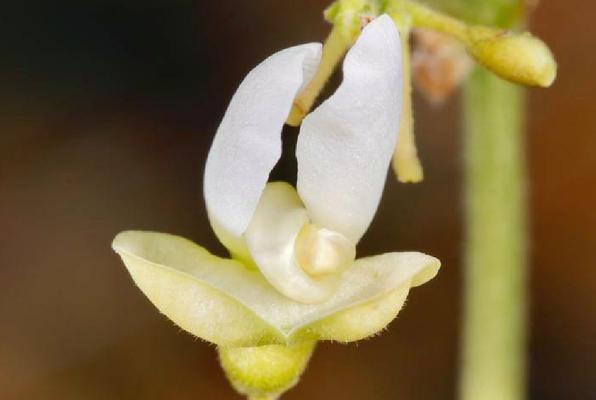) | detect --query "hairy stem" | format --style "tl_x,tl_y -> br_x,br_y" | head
396,0 -> 469,41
